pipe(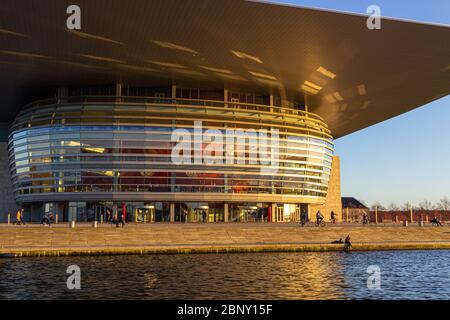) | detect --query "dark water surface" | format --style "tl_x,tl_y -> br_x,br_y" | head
1,250 -> 450,299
